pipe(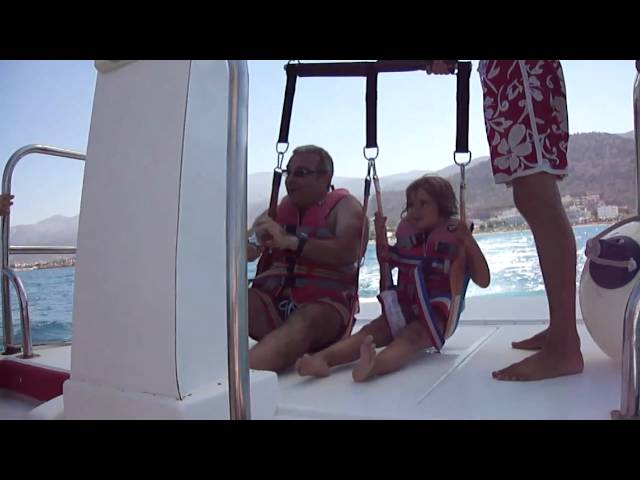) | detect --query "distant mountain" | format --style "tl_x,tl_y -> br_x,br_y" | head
617,131 -> 635,140
10,215 -> 78,246
383,132 -> 637,224
559,132 -> 636,209
249,132 -> 637,226
248,164 -> 462,223
12,130 -> 635,264
9,215 -> 78,264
